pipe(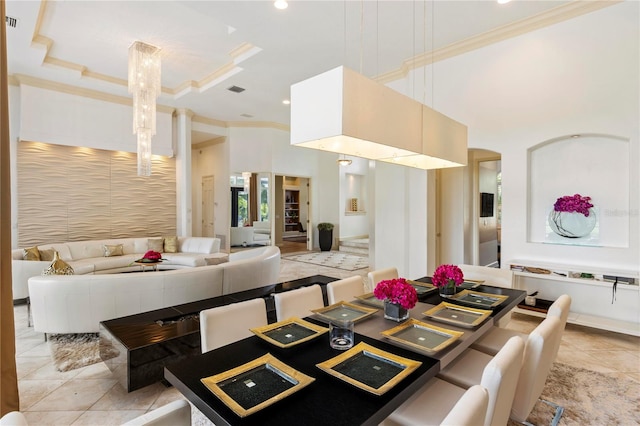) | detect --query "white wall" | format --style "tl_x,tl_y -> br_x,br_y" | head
18,85 -> 173,156
371,161 -> 428,279
390,2 -> 639,272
